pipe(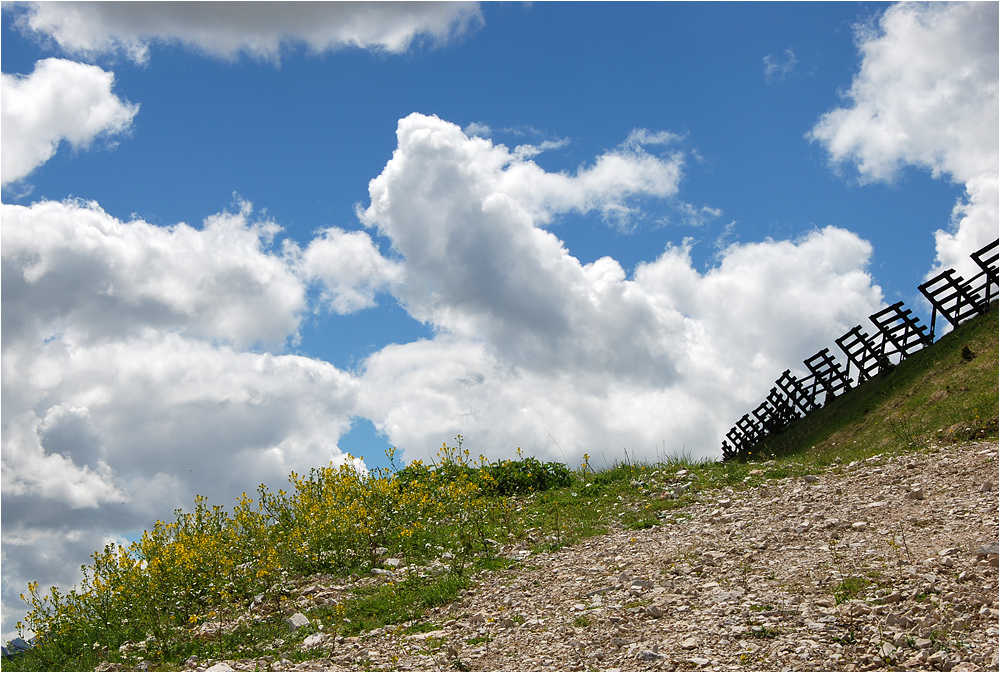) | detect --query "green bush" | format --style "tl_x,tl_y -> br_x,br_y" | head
482,455 -> 572,495
395,444 -> 571,497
